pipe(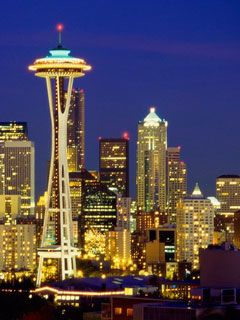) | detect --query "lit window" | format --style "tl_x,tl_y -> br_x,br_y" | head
127,308 -> 133,316
114,308 -> 122,315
